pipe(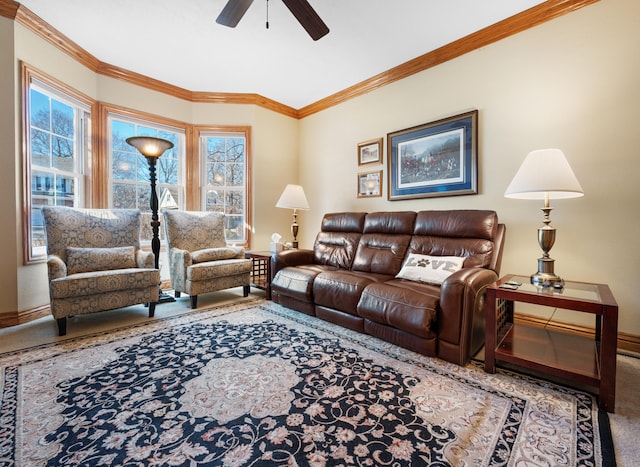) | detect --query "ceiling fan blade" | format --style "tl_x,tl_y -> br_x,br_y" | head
216,0 -> 255,28
281,0 -> 329,41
